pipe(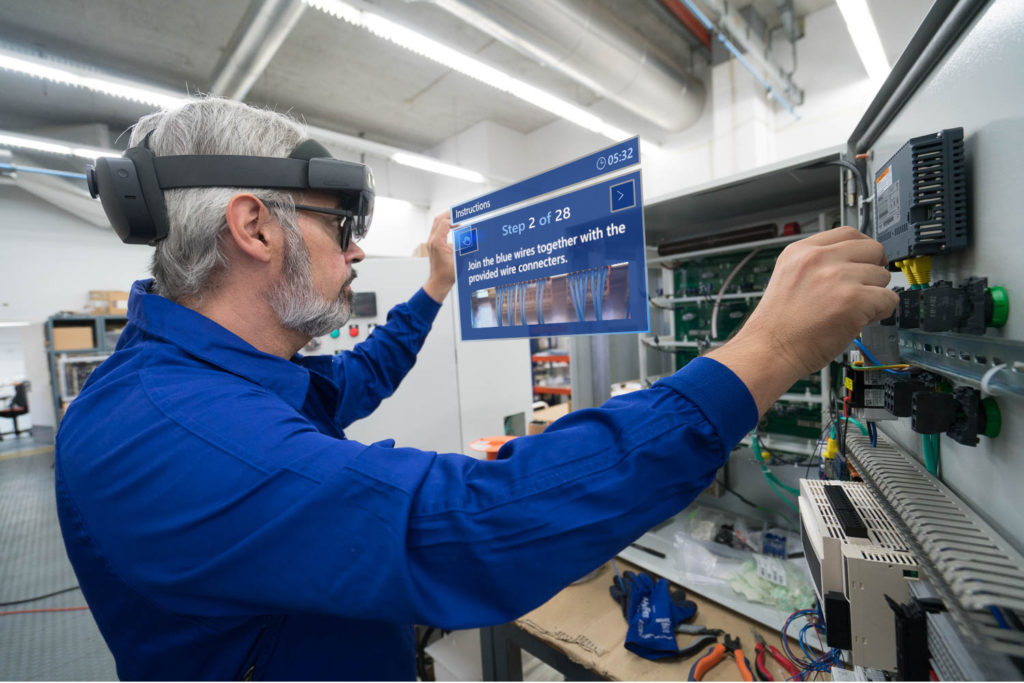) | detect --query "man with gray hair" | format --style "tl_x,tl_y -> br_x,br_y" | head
57,97 -> 897,680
